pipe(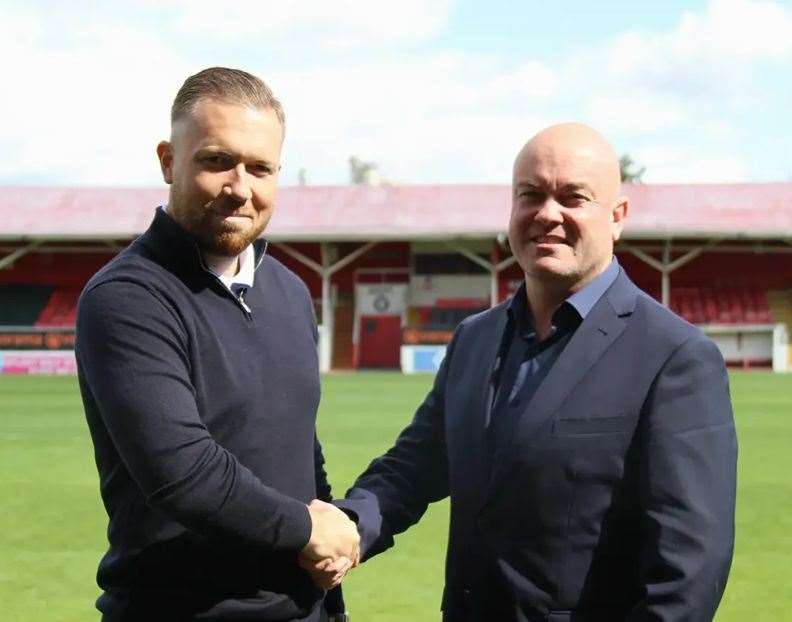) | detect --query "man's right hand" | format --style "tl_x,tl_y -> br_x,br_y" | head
301,499 -> 360,564
298,555 -> 353,590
